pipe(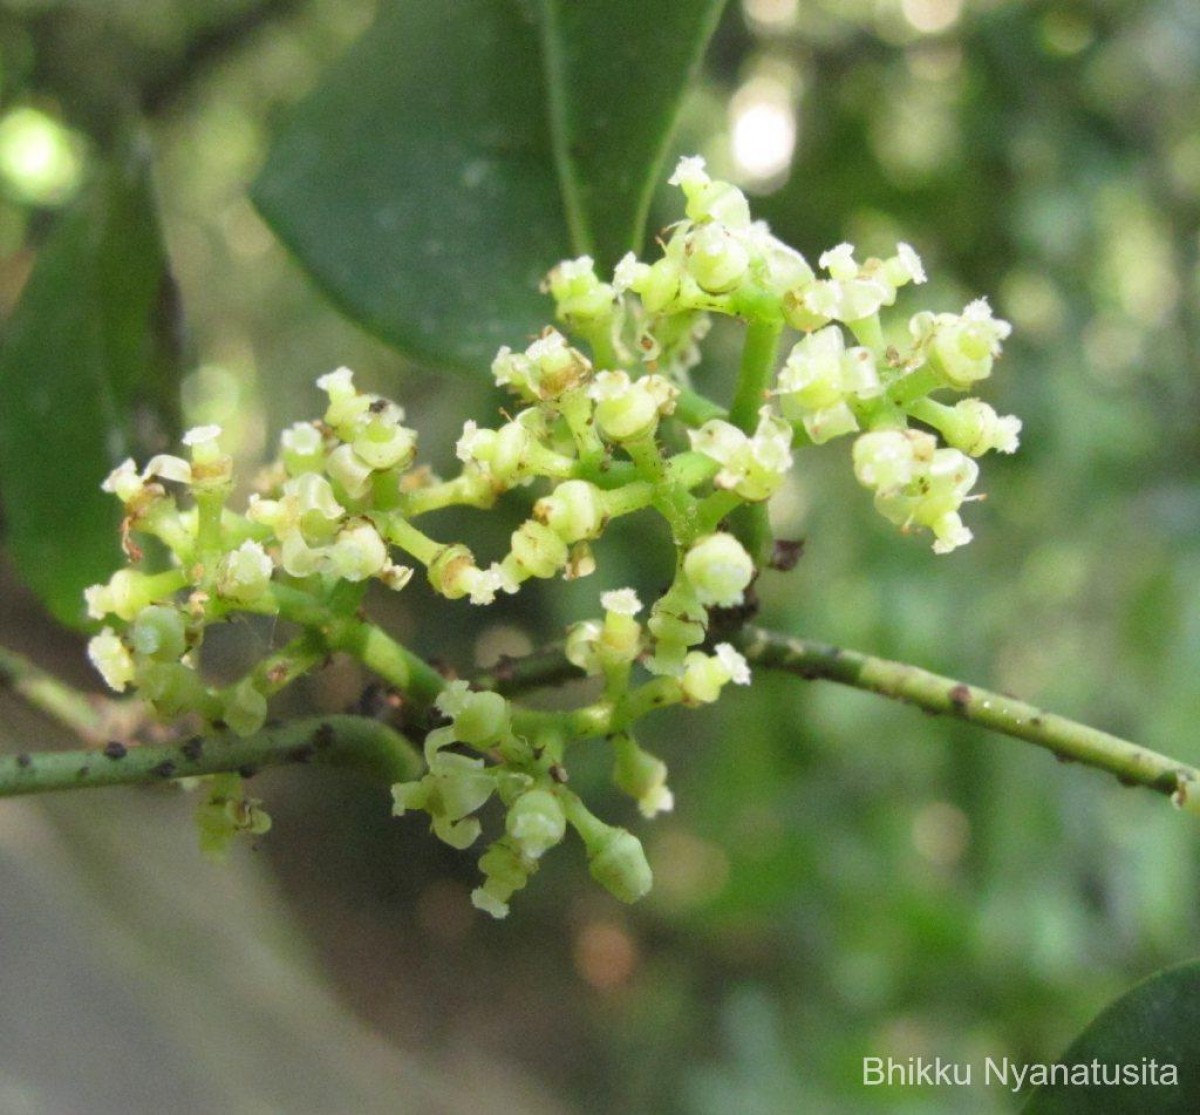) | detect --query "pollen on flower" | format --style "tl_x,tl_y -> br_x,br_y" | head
87,627 -> 135,692
897,242 -> 927,284
601,588 -> 642,616
715,643 -> 752,685
669,154 -> 709,187
101,459 -> 143,502
182,424 -> 222,447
